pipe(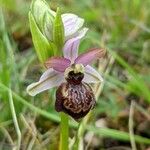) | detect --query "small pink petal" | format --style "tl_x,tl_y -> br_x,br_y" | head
45,57 -> 71,72
83,65 -> 103,83
75,48 -> 106,66
63,28 -> 88,61
27,68 -> 64,96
